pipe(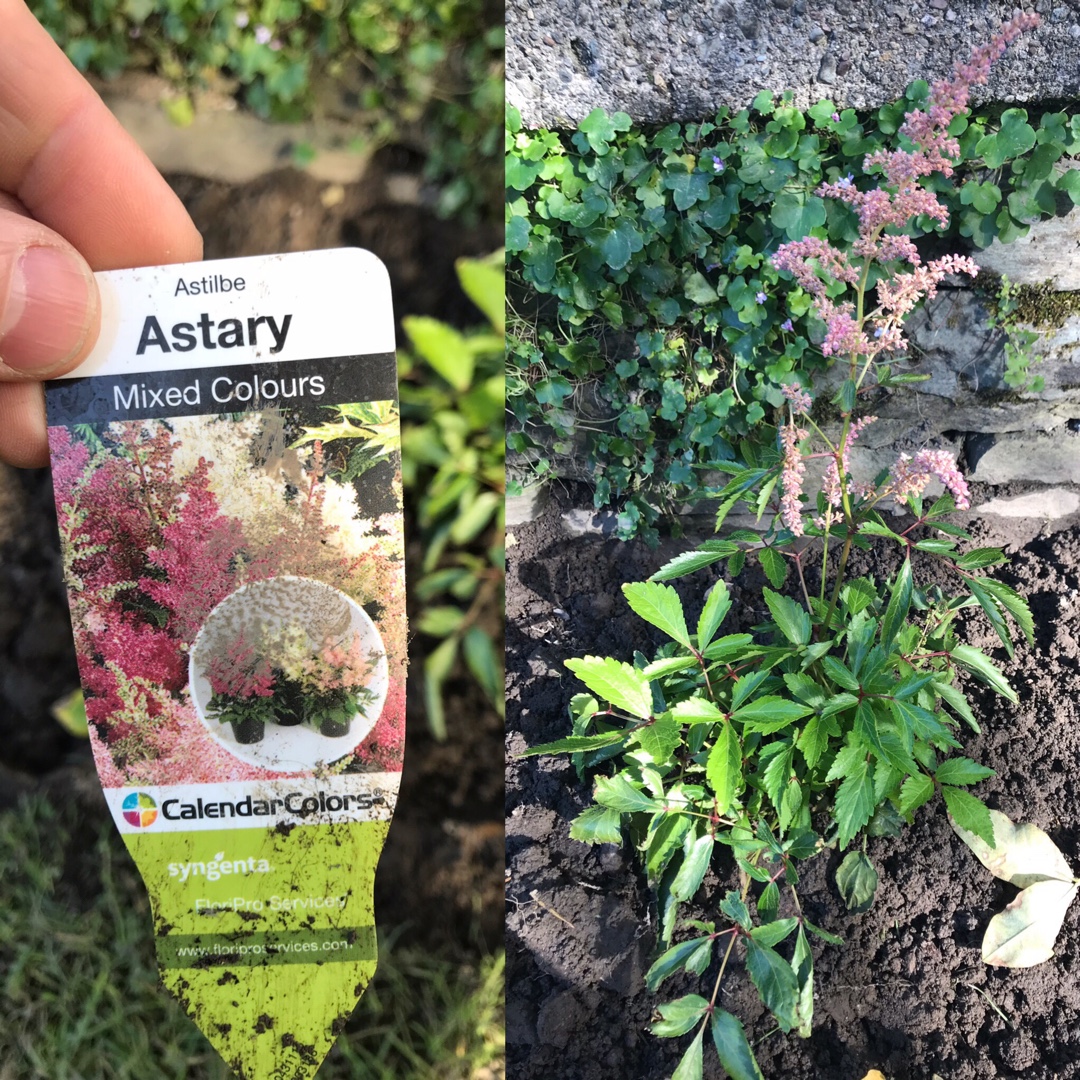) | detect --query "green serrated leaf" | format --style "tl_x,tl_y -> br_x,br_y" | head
652,994 -> 711,1038
672,697 -> 725,725
763,588 -> 811,646
732,696 -> 814,733
759,547 -> 787,589
898,773 -> 935,816
719,889 -> 752,930
805,920 -> 843,946
569,805 -> 624,844
834,759 -> 875,848
935,756 -> 994,787
750,918 -> 799,947
645,936 -> 715,992
835,850 -> 879,912
745,939 -> 799,1032
757,879 -> 779,923
650,546 -> 735,581
520,731 -> 629,757
647,811 -> 693,886
881,558 -> 912,648
796,715 -> 830,769
643,656 -> 699,678
633,714 -> 682,764
706,720 -> 743,815
730,670 -> 771,711
594,774 -> 658,814
711,1010 -> 765,1080
950,645 -> 1017,703
821,656 -> 860,692
566,655 -> 655,717
671,1029 -> 705,1079
975,576 -> 1035,647
698,581 -> 732,649
672,833 -> 716,900
623,581 -> 692,648
934,679 -> 980,733
792,925 -> 814,1038
942,786 -> 995,848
